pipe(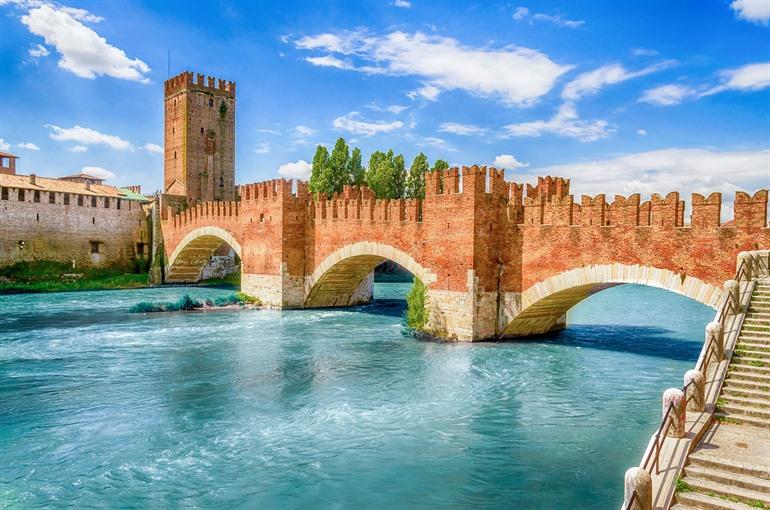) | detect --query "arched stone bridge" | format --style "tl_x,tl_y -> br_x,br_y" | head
160,168 -> 770,341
